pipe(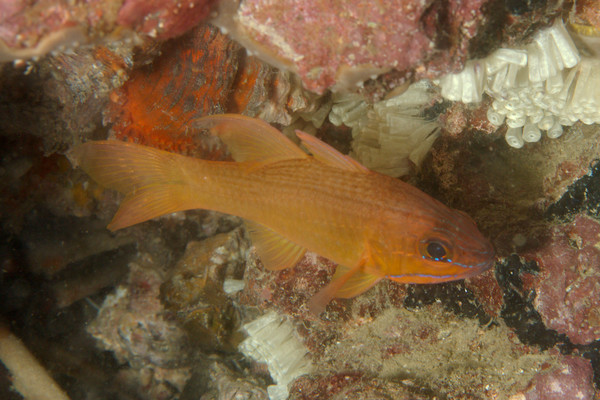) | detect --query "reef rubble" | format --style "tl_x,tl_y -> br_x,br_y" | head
0,1 -> 599,400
